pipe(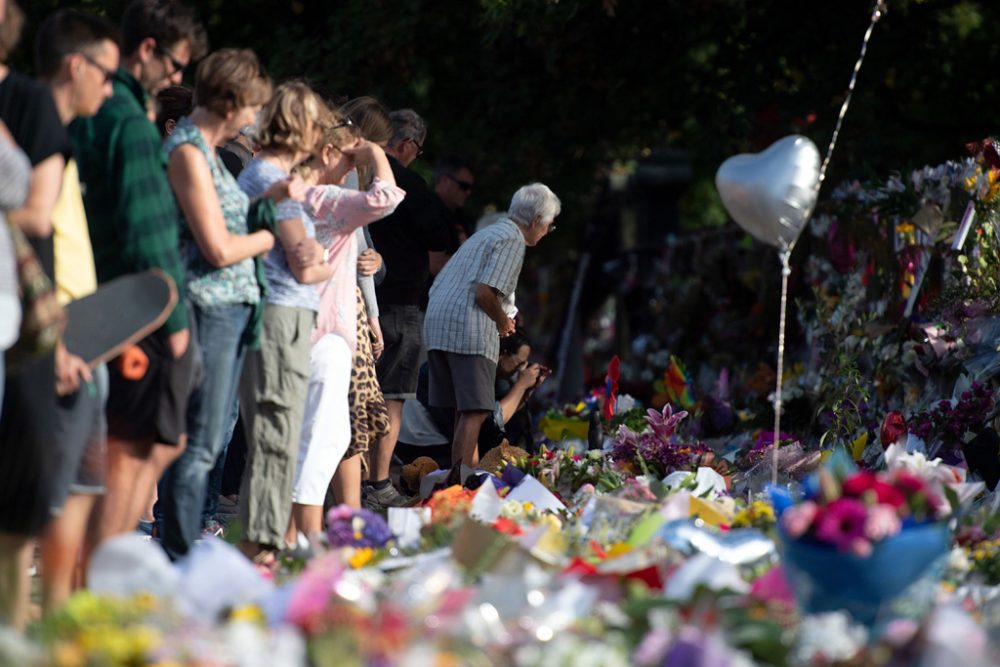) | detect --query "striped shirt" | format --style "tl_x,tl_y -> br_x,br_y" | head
71,69 -> 188,333
424,217 -> 525,362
